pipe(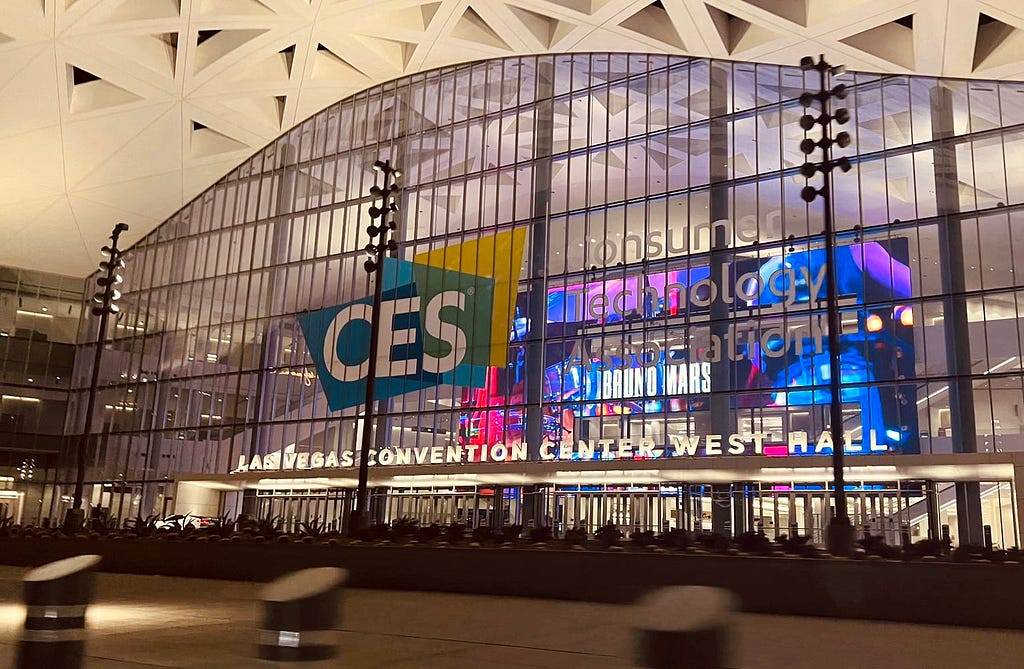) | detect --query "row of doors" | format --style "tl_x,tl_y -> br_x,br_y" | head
241,484 -> 944,546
